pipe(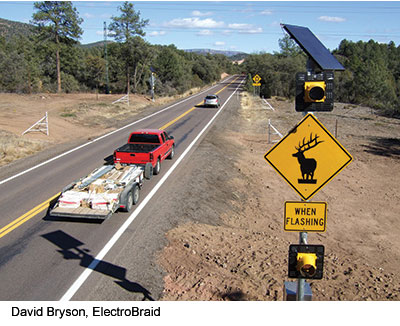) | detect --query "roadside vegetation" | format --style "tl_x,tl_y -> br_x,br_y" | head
1,2 -> 399,118
0,2 -> 239,97
243,35 -> 400,118
0,130 -> 48,166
